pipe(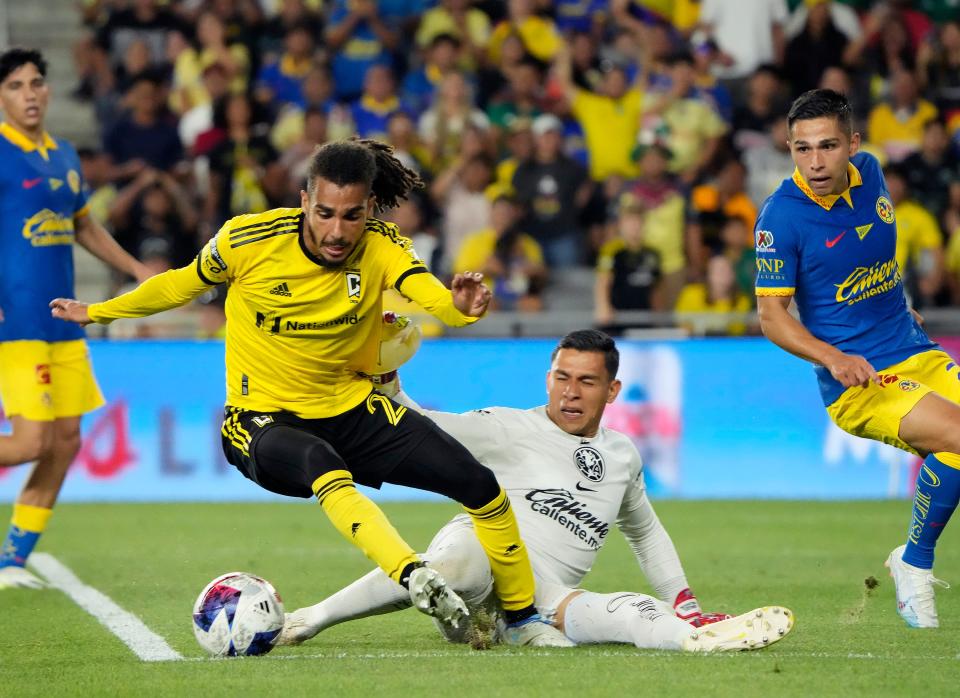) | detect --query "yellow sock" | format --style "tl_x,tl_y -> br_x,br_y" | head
312,470 -> 419,584
12,503 -> 52,533
464,489 -> 535,611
